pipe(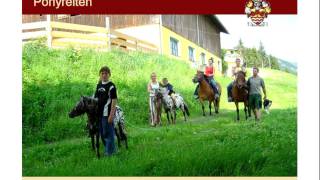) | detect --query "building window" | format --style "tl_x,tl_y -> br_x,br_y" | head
188,46 -> 195,62
170,37 -> 179,57
200,53 -> 206,65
